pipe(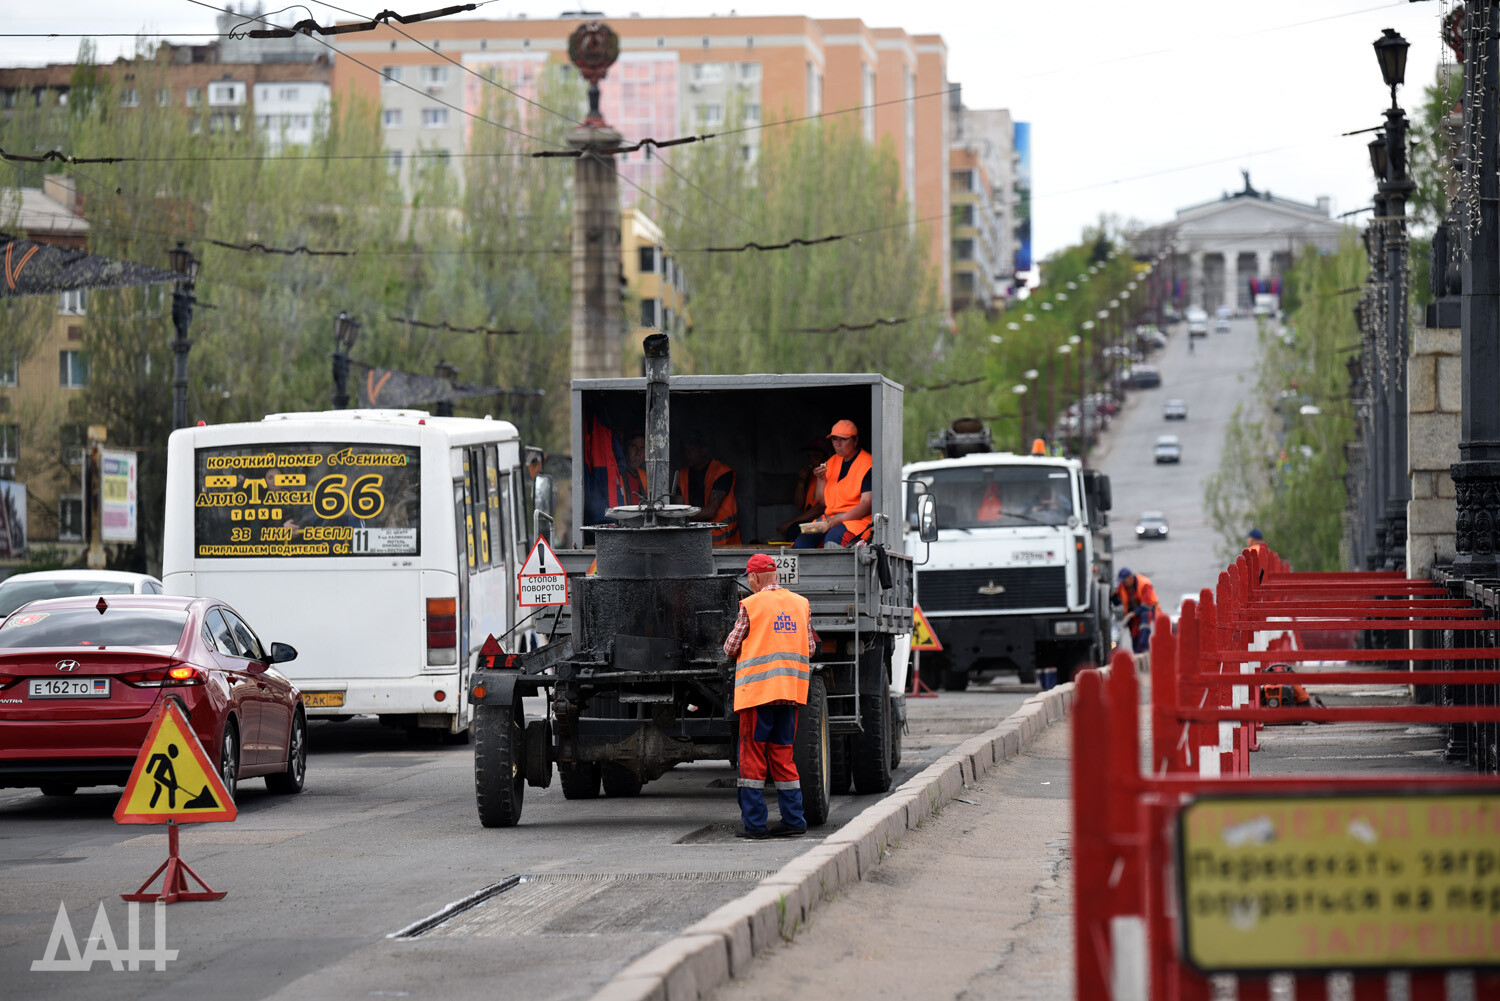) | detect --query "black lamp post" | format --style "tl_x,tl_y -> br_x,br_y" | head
168,242 -> 199,431
331,311 -> 360,410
